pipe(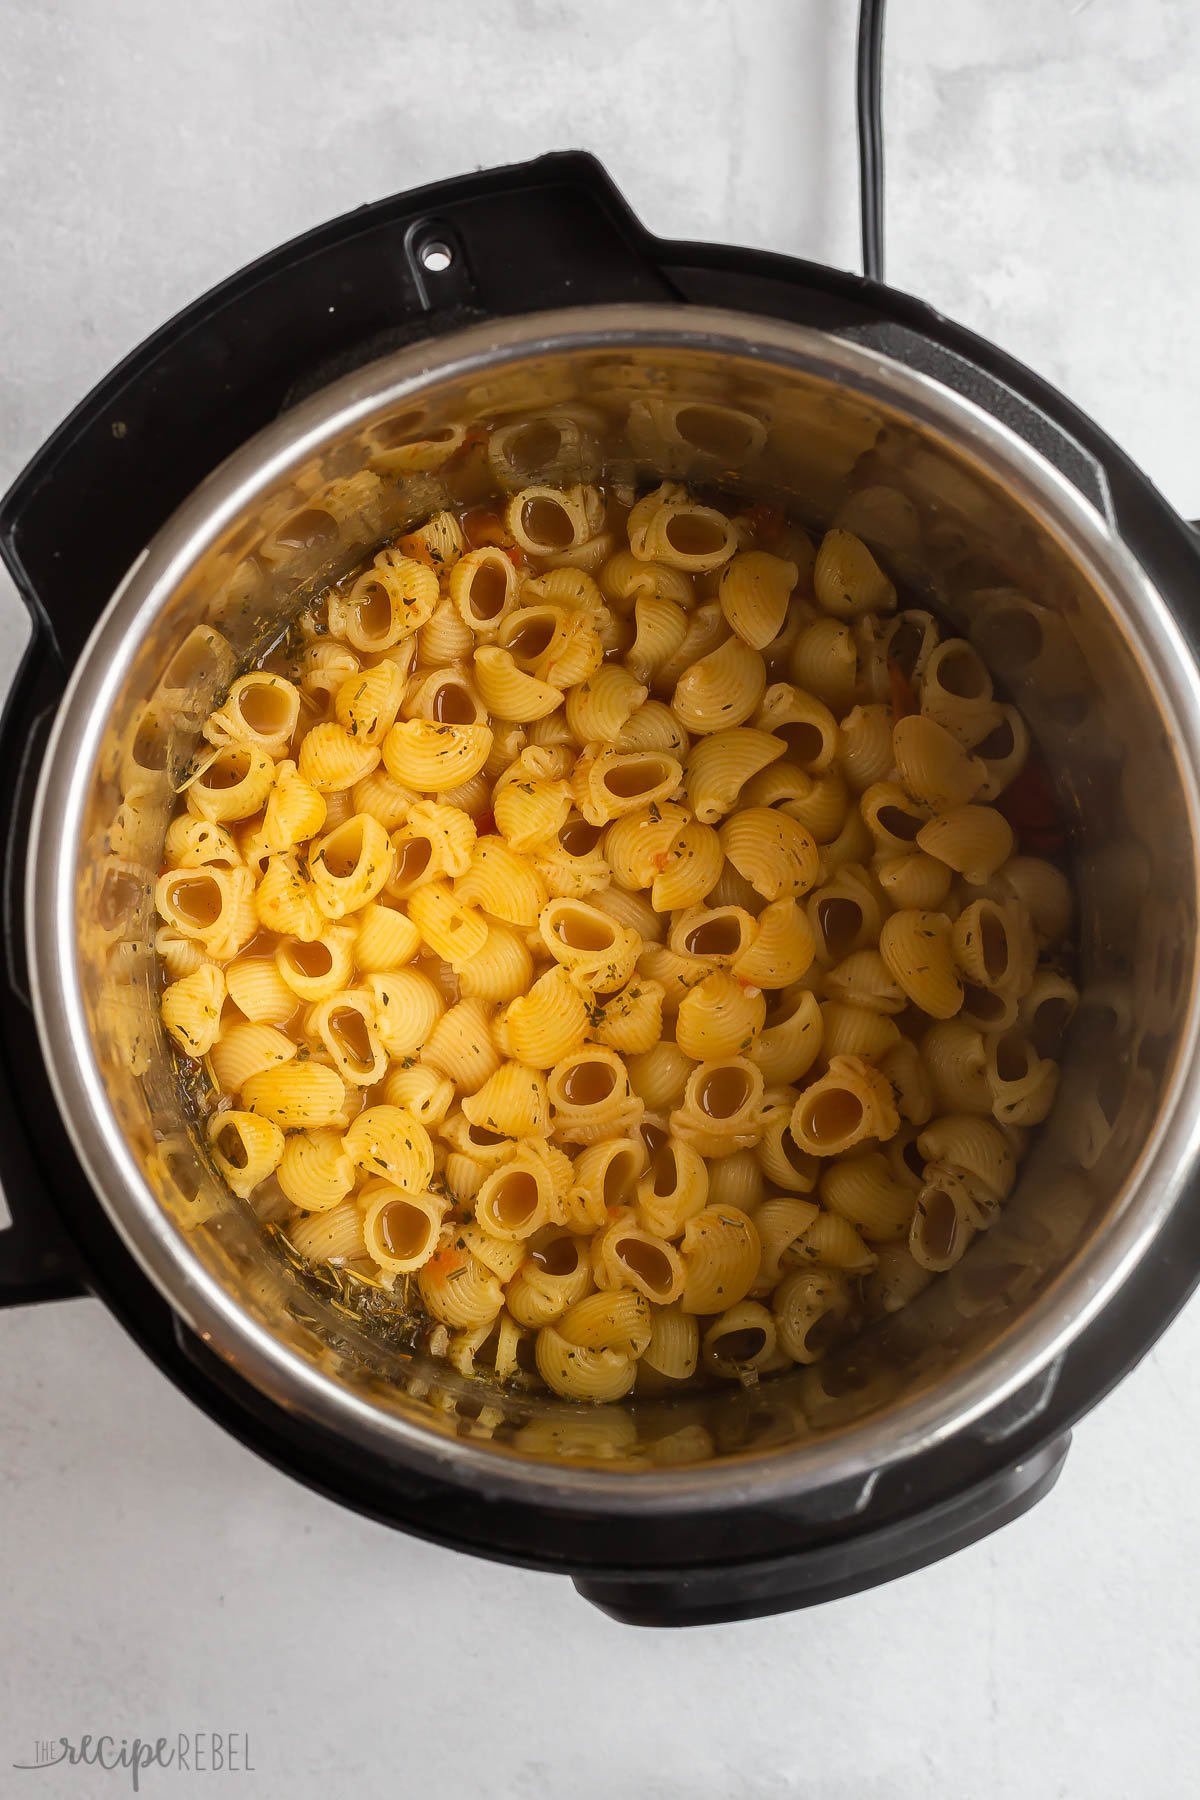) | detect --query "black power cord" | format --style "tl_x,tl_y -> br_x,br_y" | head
856,0 -> 887,282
